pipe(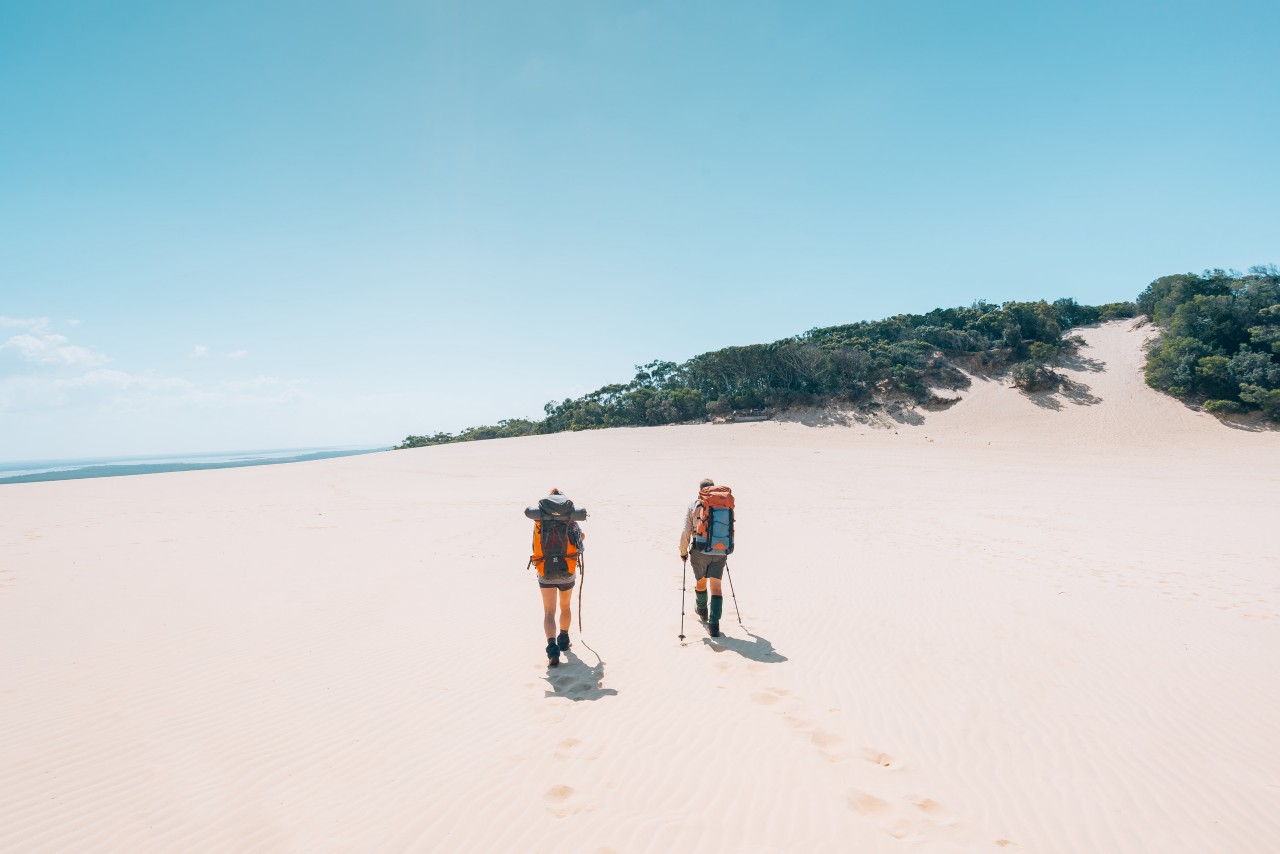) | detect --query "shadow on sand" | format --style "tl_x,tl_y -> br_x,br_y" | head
544,644 -> 617,701
1059,351 -> 1107,373
1211,412 -> 1280,433
1060,378 -> 1102,405
1023,376 -> 1103,409
700,630 -> 788,663
1025,391 -> 1065,411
